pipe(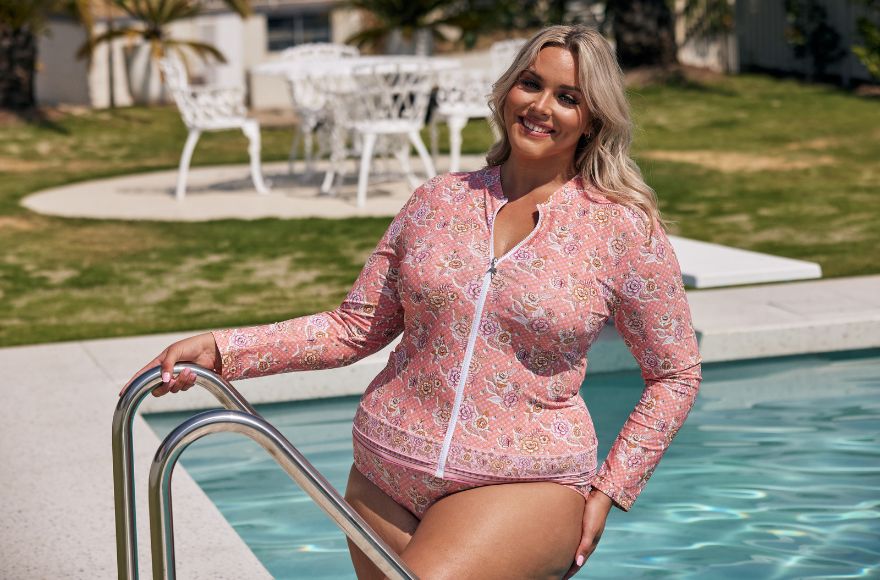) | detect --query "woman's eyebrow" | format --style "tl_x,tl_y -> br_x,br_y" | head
524,68 -> 583,94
